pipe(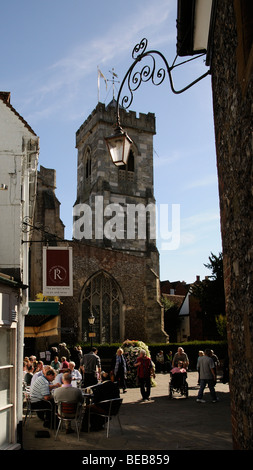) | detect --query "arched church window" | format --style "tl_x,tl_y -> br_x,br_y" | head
81,271 -> 123,343
85,147 -> 91,180
127,150 -> 134,172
